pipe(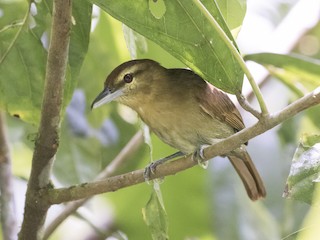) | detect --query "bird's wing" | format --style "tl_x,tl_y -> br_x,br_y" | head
198,84 -> 245,132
